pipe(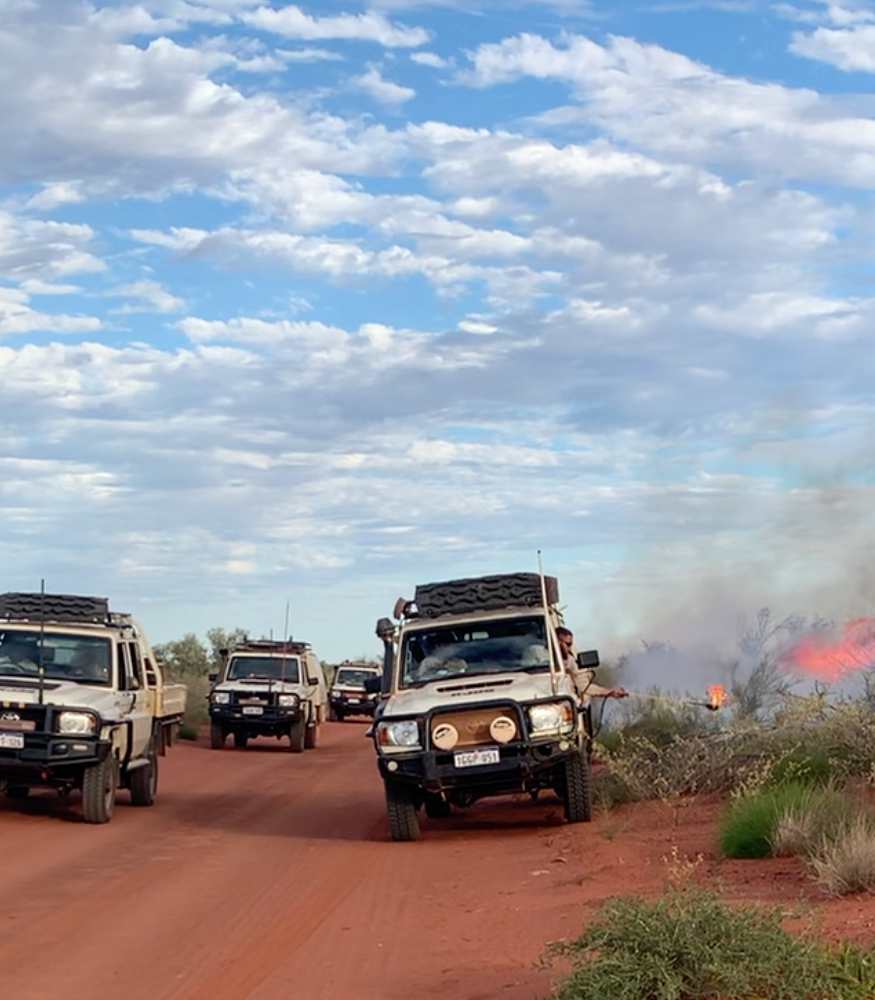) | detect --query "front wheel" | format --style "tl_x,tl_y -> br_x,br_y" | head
82,754 -> 118,824
233,732 -> 248,749
210,722 -> 225,750
560,750 -> 592,823
288,718 -> 306,753
385,782 -> 421,842
304,722 -> 319,750
129,752 -> 158,807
